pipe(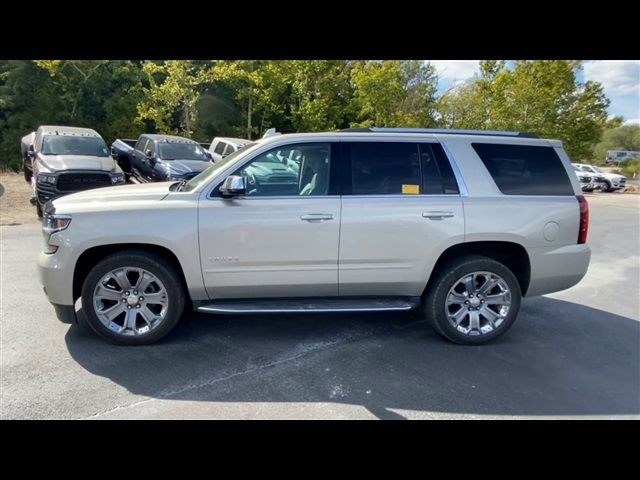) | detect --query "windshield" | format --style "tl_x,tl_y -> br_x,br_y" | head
159,143 -> 208,161
182,142 -> 258,192
591,166 -> 603,173
42,135 -> 109,156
